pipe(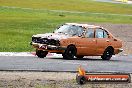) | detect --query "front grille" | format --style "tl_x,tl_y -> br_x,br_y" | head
32,37 -> 60,46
